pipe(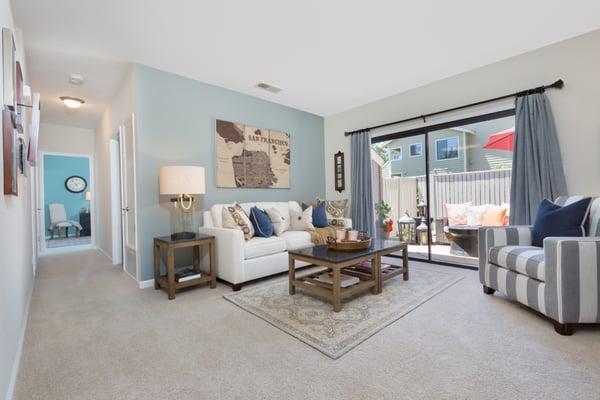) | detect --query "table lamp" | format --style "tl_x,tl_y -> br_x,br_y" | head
84,191 -> 91,213
159,166 -> 205,240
